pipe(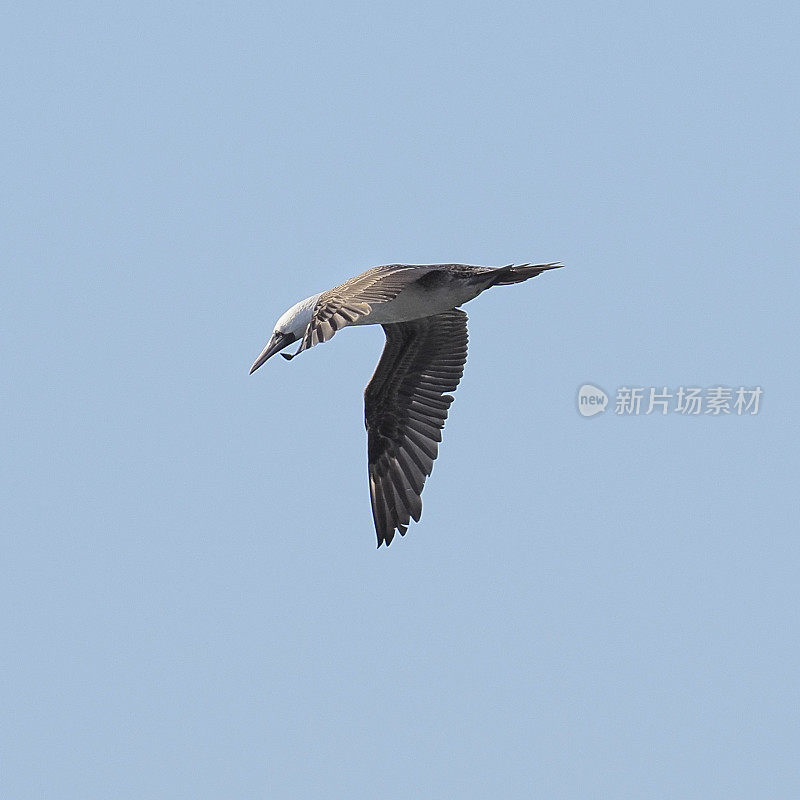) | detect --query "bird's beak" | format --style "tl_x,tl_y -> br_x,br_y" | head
249,332 -> 298,374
